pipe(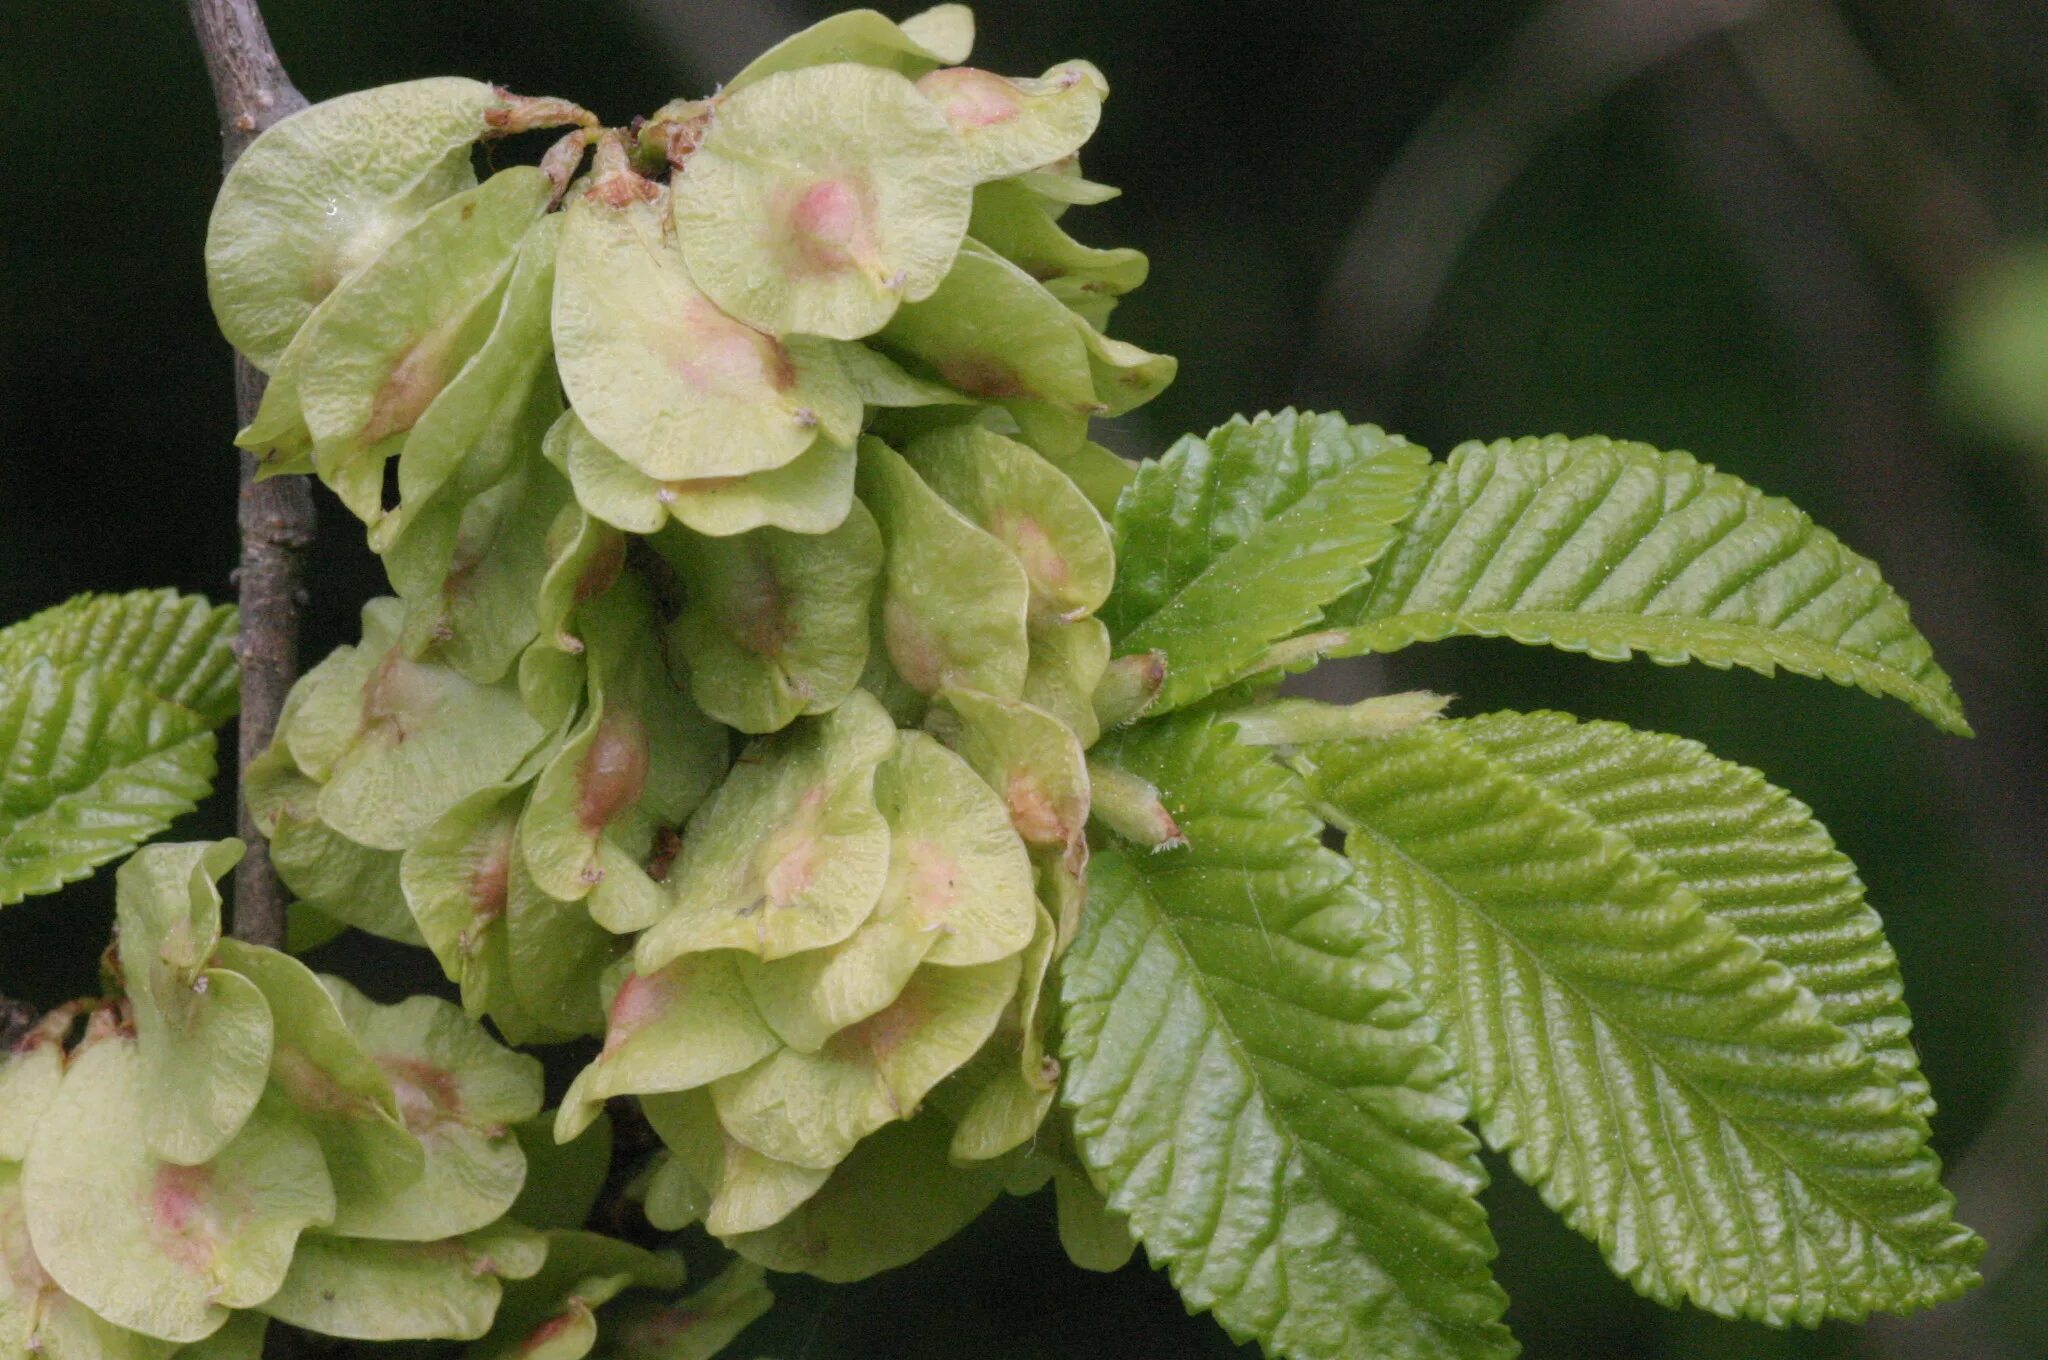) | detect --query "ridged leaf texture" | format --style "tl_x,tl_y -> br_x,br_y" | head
1455,709 -> 1932,1118
1318,437 -> 1968,734
1060,712 -> 1515,1360
0,659 -> 218,905
0,589 -> 239,727
1308,719 -> 1982,1324
1102,410 -> 1429,715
